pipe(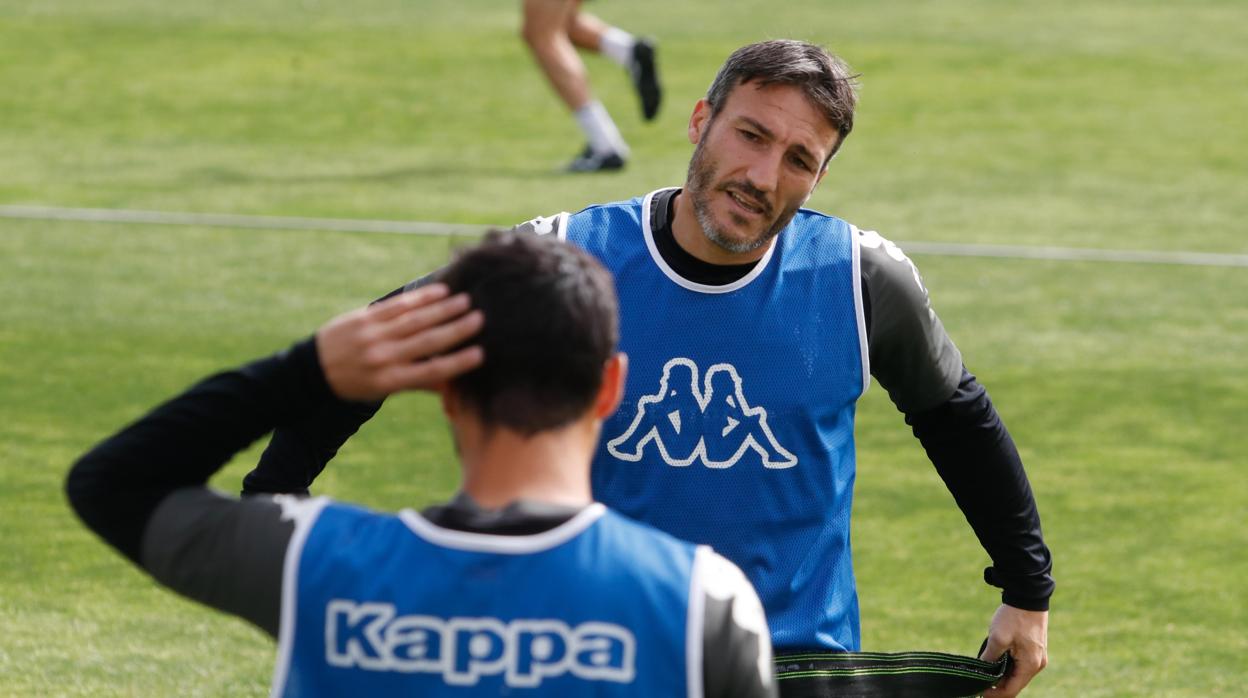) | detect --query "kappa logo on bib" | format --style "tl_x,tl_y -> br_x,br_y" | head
326,601 -> 635,688
607,358 -> 797,469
